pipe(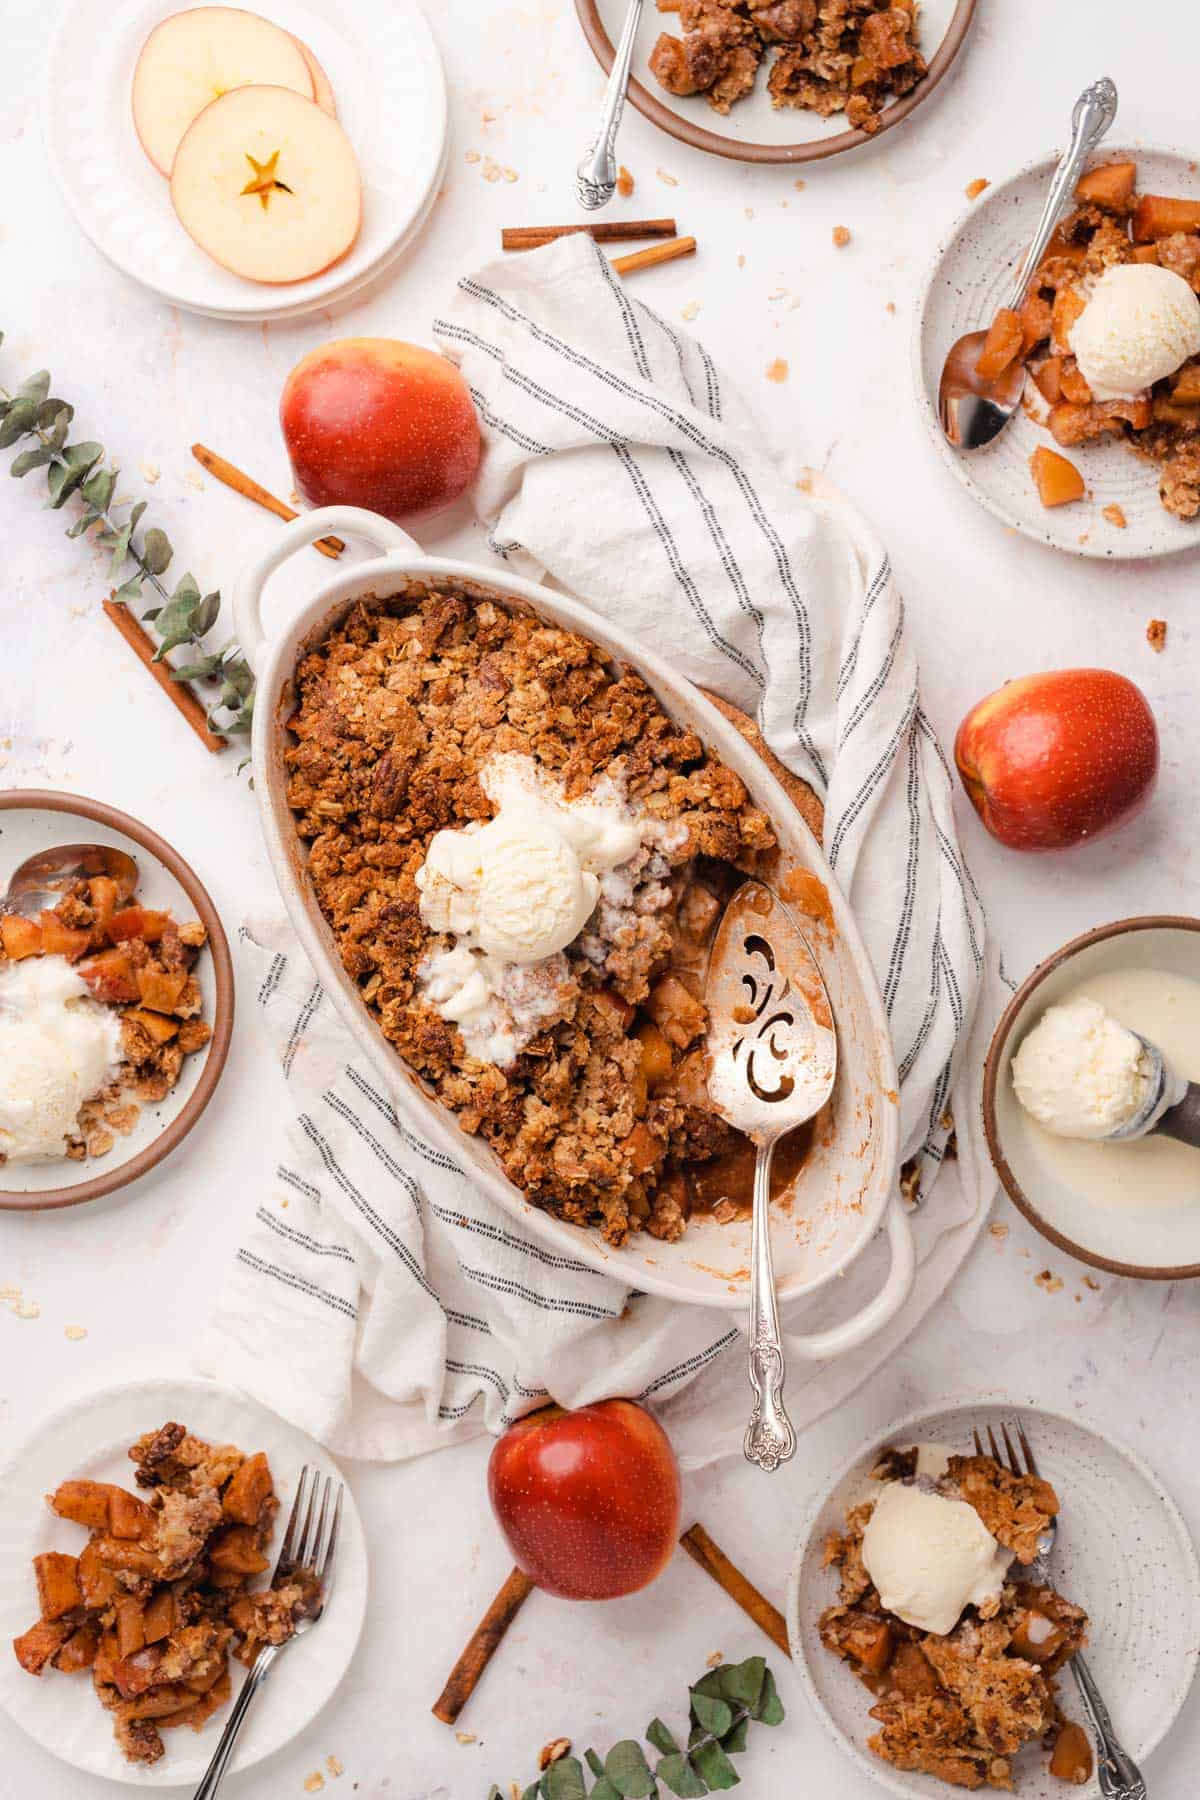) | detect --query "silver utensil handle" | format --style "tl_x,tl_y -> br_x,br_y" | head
576,0 -> 644,211
193,1645 -> 279,1800
1157,1081 -> 1200,1149
744,1138 -> 796,1473
1004,77 -> 1118,309
1070,1651 -> 1147,1799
